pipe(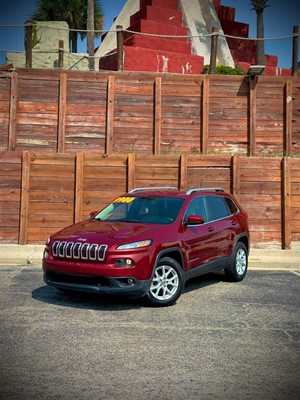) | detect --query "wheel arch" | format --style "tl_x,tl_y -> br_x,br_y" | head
154,247 -> 184,270
235,234 -> 249,253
